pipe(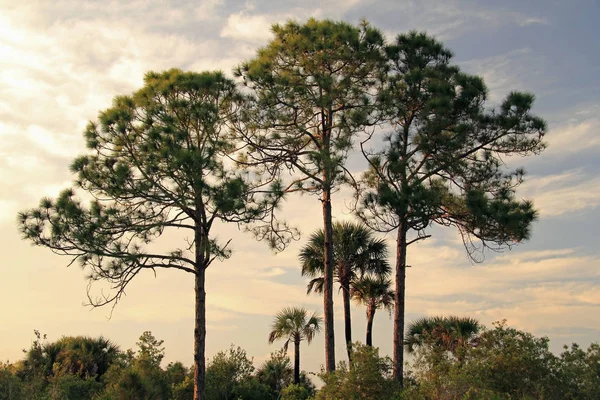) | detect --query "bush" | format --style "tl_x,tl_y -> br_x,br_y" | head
232,377 -> 274,400
557,342 -> 600,399
405,320 -> 600,399
0,363 -> 23,400
171,372 -> 194,400
205,345 -> 254,400
281,383 -> 311,400
316,343 -> 400,400
47,374 -> 103,400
